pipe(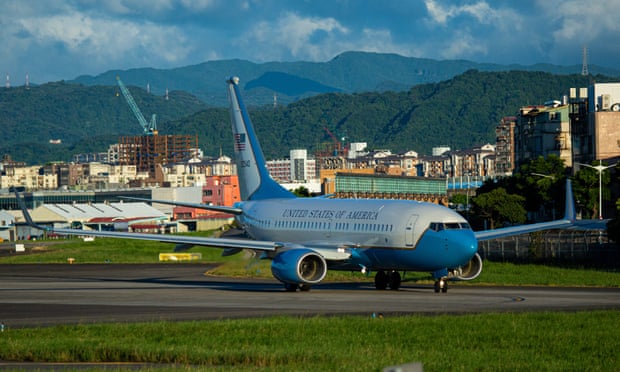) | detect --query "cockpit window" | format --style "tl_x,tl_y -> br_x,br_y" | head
429,222 -> 471,231
429,222 -> 444,231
